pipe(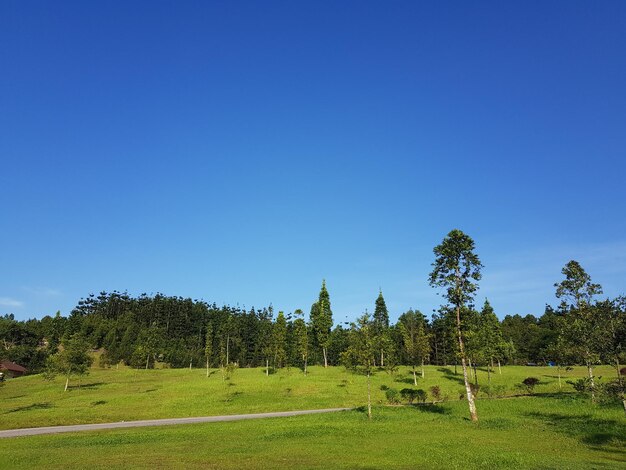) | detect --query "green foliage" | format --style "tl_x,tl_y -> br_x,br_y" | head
310,281 -> 333,365
521,377 -> 540,394
429,229 -> 482,309
44,334 -> 93,389
385,387 -> 400,404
